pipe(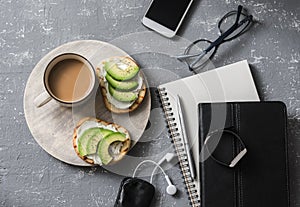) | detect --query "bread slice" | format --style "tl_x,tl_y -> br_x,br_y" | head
96,57 -> 147,114
73,117 -> 131,165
